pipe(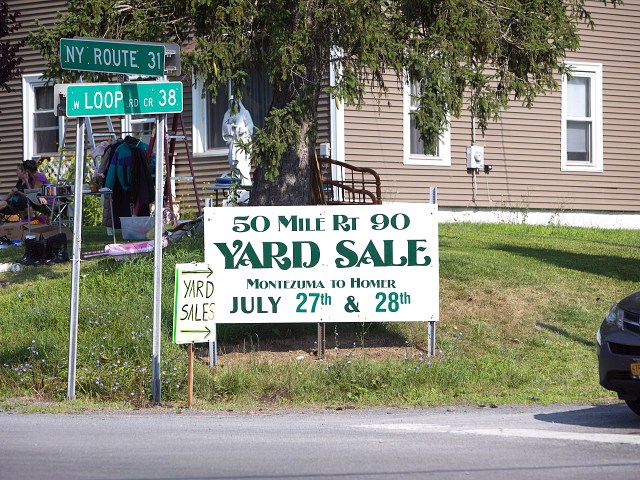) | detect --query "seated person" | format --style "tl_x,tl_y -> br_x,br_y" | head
0,160 -> 48,215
